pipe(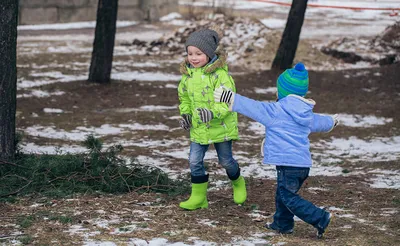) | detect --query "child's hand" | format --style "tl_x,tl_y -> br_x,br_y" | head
214,86 -> 235,105
333,114 -> 339,127
179,114 -> 192,131
197,108 -> 213,123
